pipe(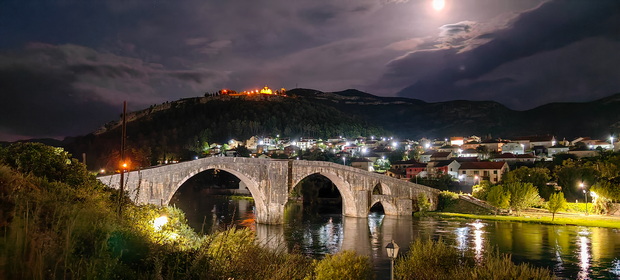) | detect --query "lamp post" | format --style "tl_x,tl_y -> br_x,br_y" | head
386,240 -> 399,280
342,156 -> 346,166
580,183 -> 588,215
